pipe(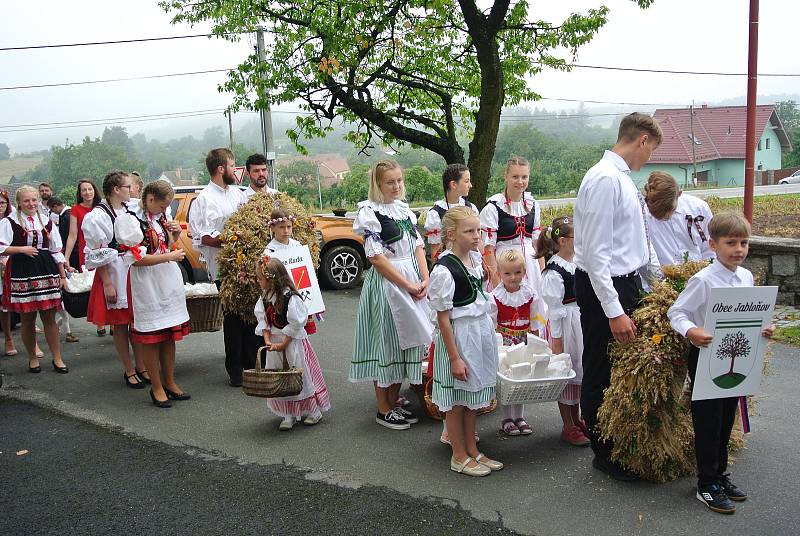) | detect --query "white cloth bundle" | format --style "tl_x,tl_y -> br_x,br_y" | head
184,282 -> 219,296
64,270 -> 96,293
